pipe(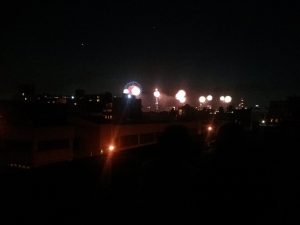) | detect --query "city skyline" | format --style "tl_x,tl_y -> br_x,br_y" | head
1,1 -> 299,106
